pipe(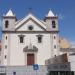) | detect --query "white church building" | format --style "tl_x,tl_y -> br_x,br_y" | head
2,9 -> 60,66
